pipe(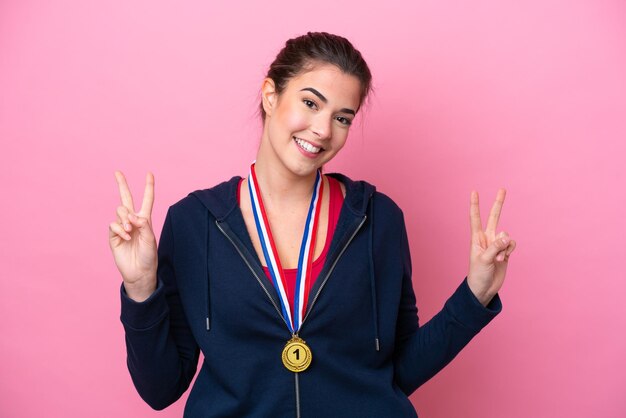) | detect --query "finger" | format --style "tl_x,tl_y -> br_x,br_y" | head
496,231 -> 509,239
139,172 -> 155,218
485,188 -> 506,237
470,190 -> 483,235
505,240 -> 516,257
499,242 -> 516,262
494,231 -> 510,261
115,171 -> 136,212
109,221 -> 131,241
481,235 -> 510,264
128,212 -> 154,241
128,212 -> 149,231
496,250 -> 506,262
116,205 -> 133,232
